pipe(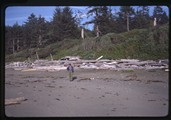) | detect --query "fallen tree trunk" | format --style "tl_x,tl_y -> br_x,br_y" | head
5,97 -> 27,106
